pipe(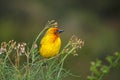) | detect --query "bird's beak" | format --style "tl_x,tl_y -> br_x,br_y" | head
58,30 -> 64,33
